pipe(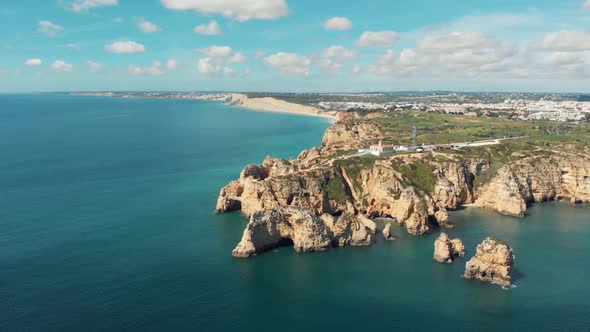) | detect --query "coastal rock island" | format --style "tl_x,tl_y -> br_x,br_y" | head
217,102 -> 590,258
433,233 -> 465,264
232,208 -> 377,257
464,237 -> 515,286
